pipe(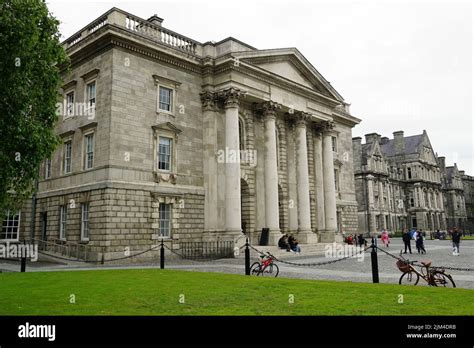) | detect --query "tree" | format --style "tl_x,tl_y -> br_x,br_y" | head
0,0 -> 68,212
